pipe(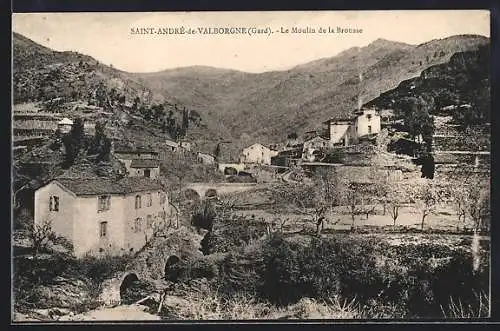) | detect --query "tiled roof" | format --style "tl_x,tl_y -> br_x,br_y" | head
54,177 -> 163,196
58,118 -> 73,125
323,116 -> 355,123
113,140 -> 158,154
165,140 -> 179,148
130,159 -> 160,168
